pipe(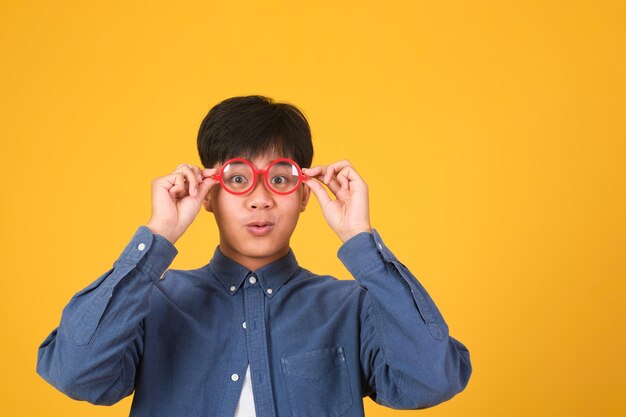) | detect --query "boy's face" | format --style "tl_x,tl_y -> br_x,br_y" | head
203,152 -> 311,271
